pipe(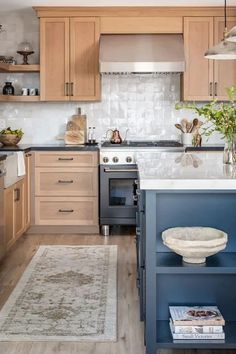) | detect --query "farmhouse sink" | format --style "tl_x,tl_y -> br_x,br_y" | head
0,152 -> 24,188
